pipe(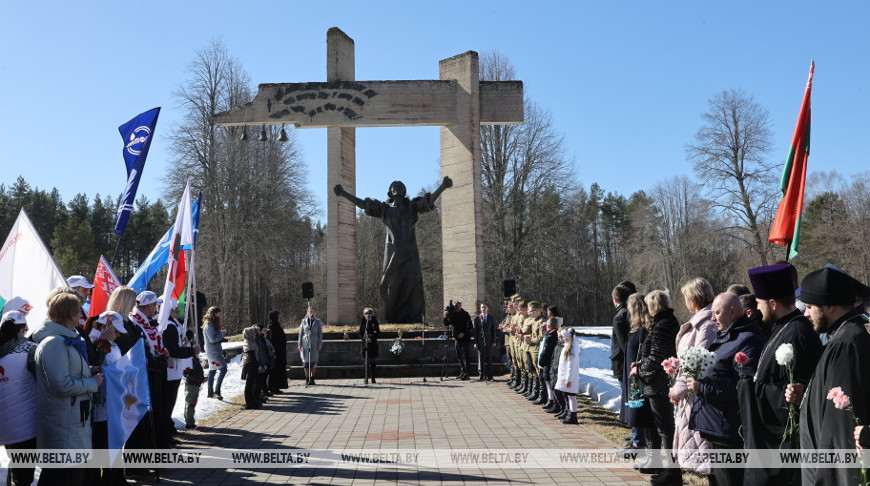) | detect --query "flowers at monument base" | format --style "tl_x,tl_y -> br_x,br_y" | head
390,330 -> 405,357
